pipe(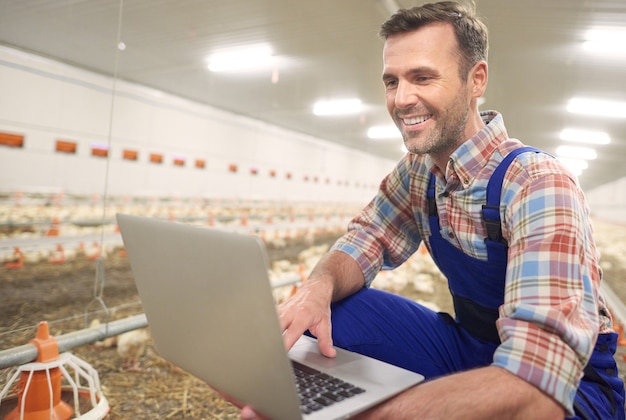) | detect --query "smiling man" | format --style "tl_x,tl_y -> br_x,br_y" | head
242,1 -> 625,419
